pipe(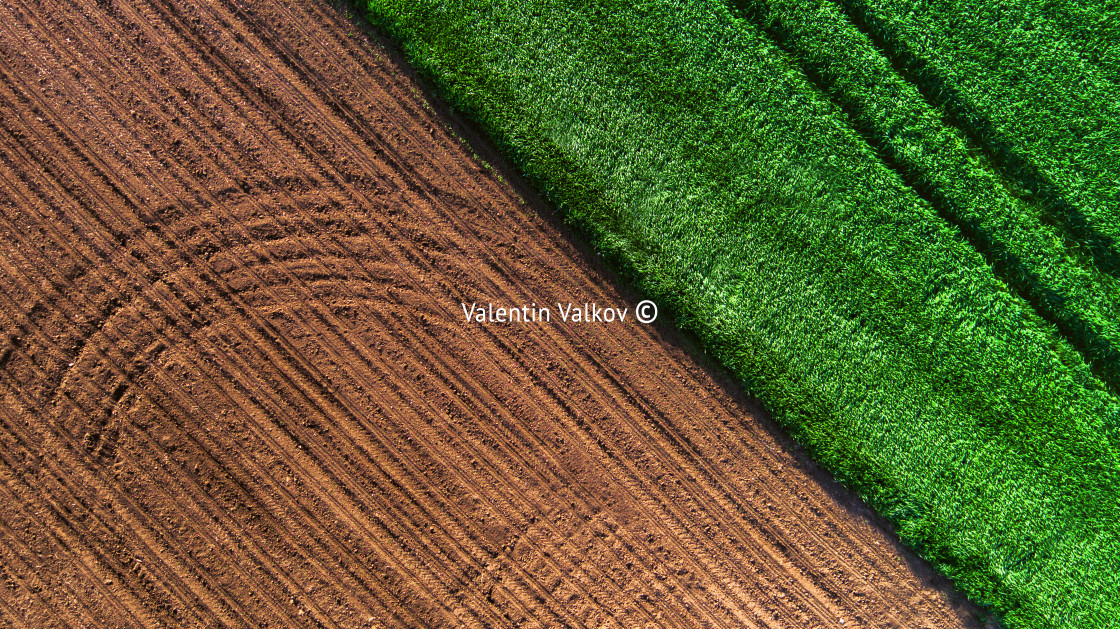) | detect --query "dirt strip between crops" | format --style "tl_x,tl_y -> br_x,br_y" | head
0,0 -> 985,627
